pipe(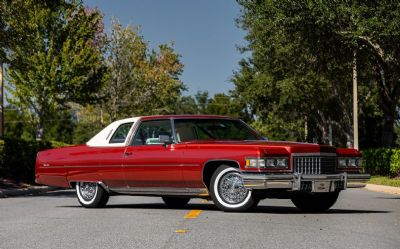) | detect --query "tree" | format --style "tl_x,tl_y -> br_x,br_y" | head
101,19 -> 185,121
4,0 -> 105,140
234,0 -> 400,147
0,1 -> 8,63
194,91 -> 209,114
207,93 -> 241,117
3,105 -> 33,140
174,95 -> 199,114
